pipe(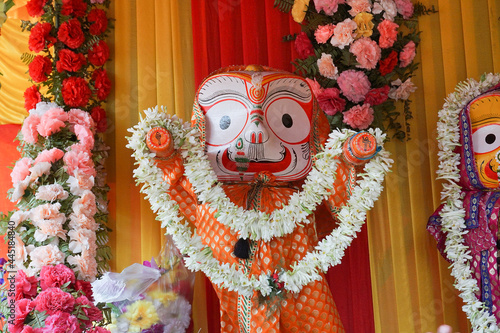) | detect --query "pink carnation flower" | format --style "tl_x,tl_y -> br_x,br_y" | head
377,19 -> 399,48
42,312 -> 81,333
67,170 -> 95,196
33,218 -> 67,242
373,0 -> 398,21
337,69 -> 371,103
15,269 -> 38,301
399,40 -> 416,67
35,288 -> 75,315
68,108 -> 95,131
68,228 -> 97,254
74,124 -> 95,150
69,213 -> 99,231
314,24 -> 336,44
350,37 -> 381,70
8,298 -> 35,333
64,146 -> 97,177
29,244 -> 65,273
40,264 -> 76,290
316,88 -> 346,115
72,190 -> 97,217
11,210 -> 30,228
21,114 -> 41,144
343,104 -> 374,129
330,19 -> 357,49
87,328 -> 111,333
394,0 -> 414,19
389,78 -> 417,100
305,78 -> 323,97
67,252 -> 97,282
317,53 -> 339,79
313,0 -> 345,16
29,161 -> 52,182
347,0 -> 371,16
11,157 -> 33,184
34,148 -> 65,164
30,202 -> 66,224
37,107 -> 68,137
75,296 -> 103,326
